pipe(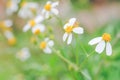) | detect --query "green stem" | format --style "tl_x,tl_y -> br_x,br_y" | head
52,48 -> 79,71
79,41 -> 89,57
